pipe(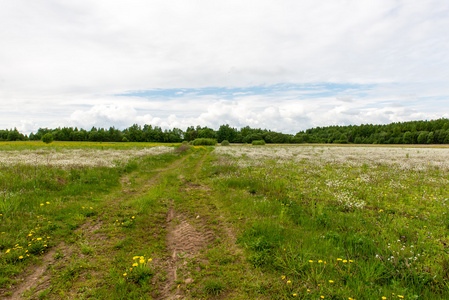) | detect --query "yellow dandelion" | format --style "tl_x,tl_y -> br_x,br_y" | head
148,258 -> 152,262
321,296 -> 325,299
287,280 -> 291,284
46,202 -> 50,204
19,256 -> 23,259
343,260 -> 348,263
132,216 -> 135,219
40,203 -> 44,206
132,263 -> 138,267
349,260 -> 354,263
293,293 -> 297,297
398,296 -> 404,299
139,259 -> 145,264
329,280 -> 334,283
318,260 -> 323,263
309,260 -> 314,263
281,275 -> 285,280
123,273 -> 127,276
6,249 -> 10,253
382,297 -> 387,300
37,238 -> 42,241
133,256 -> 139,260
